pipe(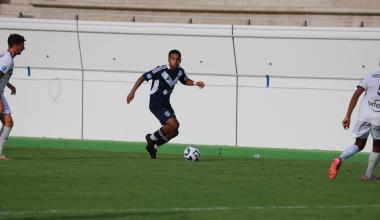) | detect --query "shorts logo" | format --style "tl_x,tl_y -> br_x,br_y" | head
1,66 -> 6,71
164,111 -> 171,117
163,90 -> 168,95
368,100 -> 380,112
